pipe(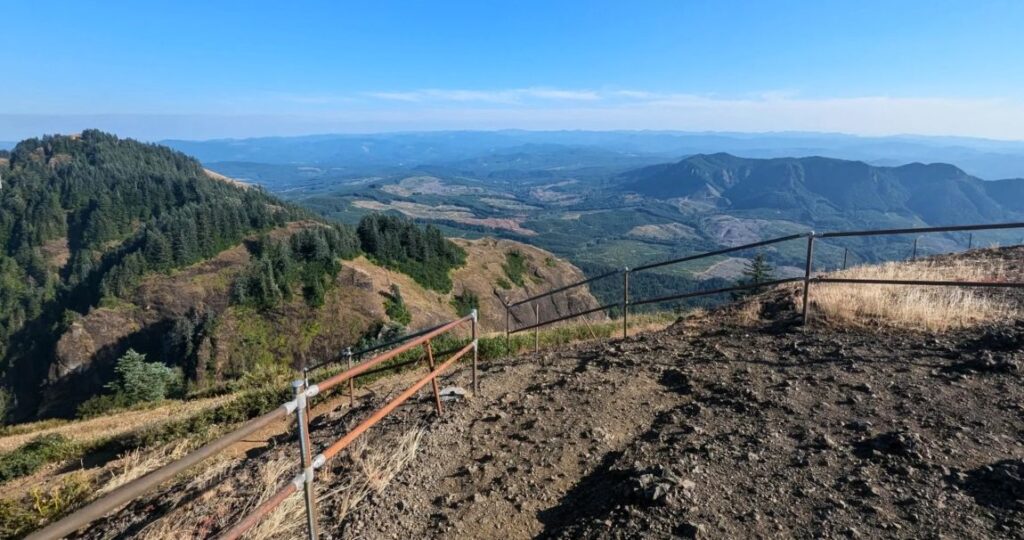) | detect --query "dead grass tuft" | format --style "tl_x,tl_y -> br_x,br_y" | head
329,428 -> 424,523
812,258 -> 1018,331
735,300 -> 762,326
99,440 -> 193,495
